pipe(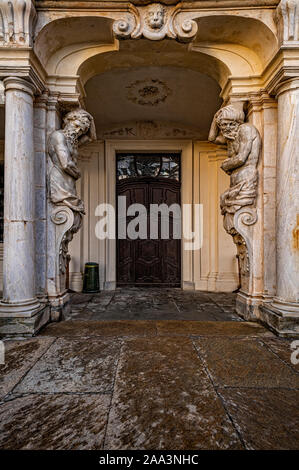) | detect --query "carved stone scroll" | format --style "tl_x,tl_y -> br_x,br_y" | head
50,205 -> 75,293
234,208 -> 258,283
113,14 -> 136,40
112,3 -> 198,43
208,102 -> 261,287
0,0 -> 36,46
